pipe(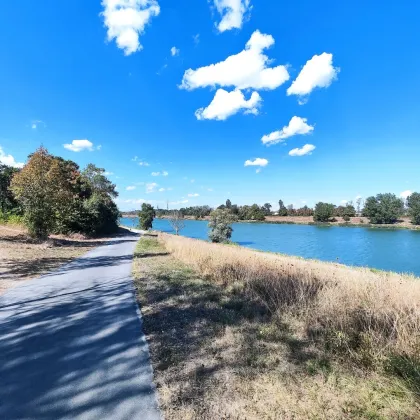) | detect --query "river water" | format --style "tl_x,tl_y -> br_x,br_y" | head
120,217 -> 420,276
